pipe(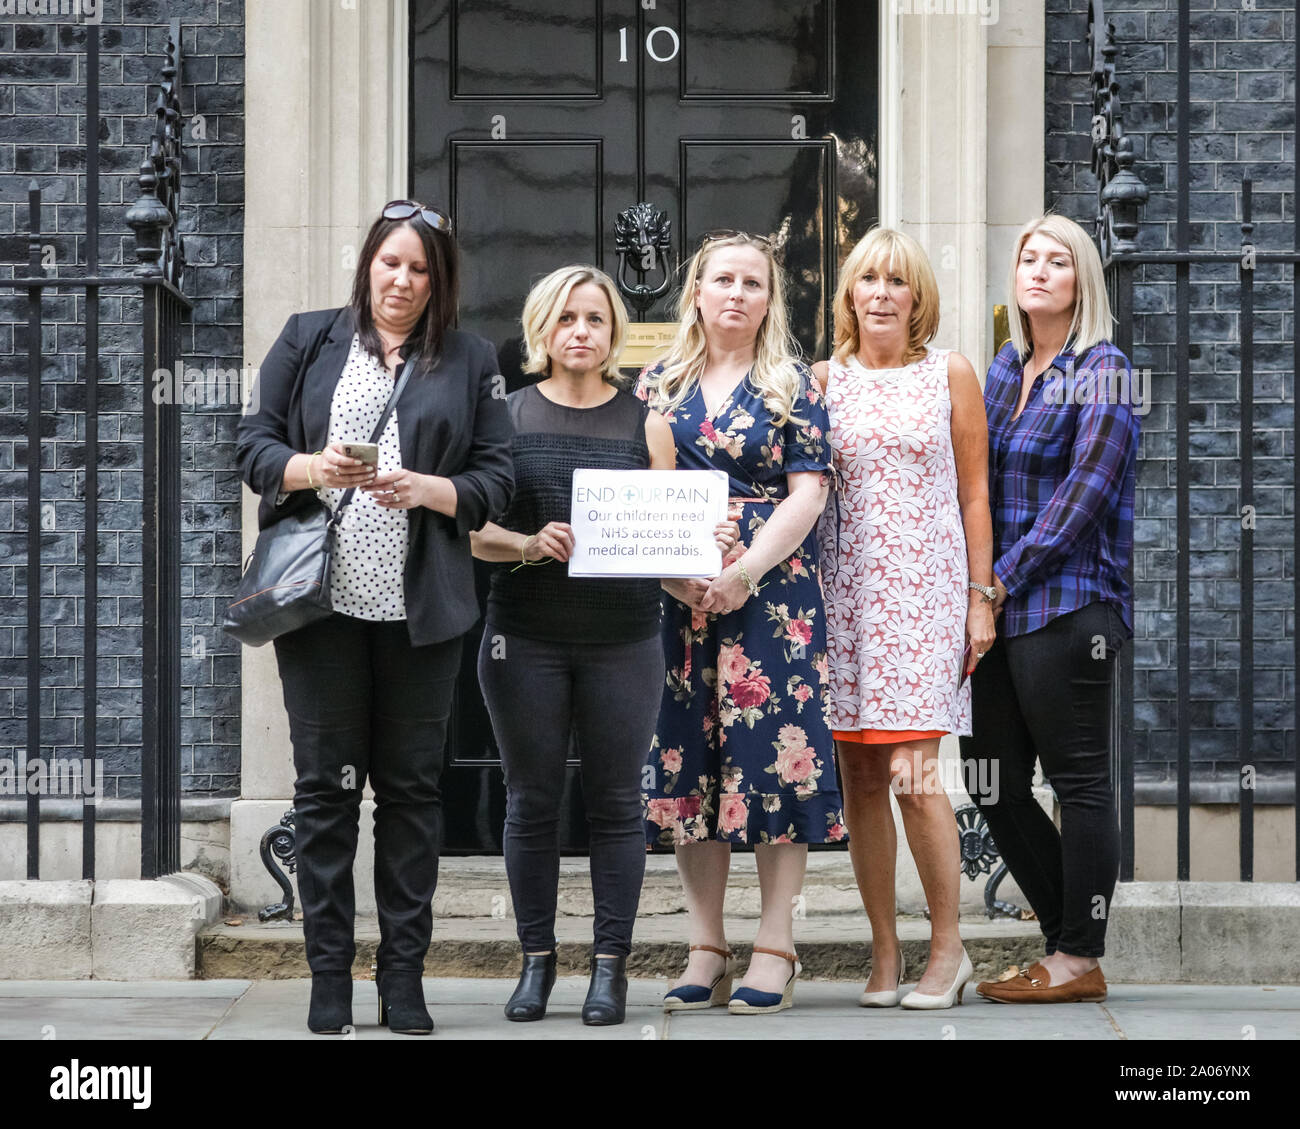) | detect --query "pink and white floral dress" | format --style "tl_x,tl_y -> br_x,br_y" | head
816,348 -> 972,736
